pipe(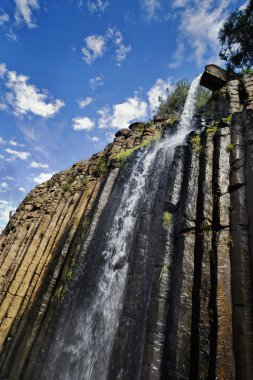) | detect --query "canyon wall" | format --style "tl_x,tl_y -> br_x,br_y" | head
0,73 -> 253,379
